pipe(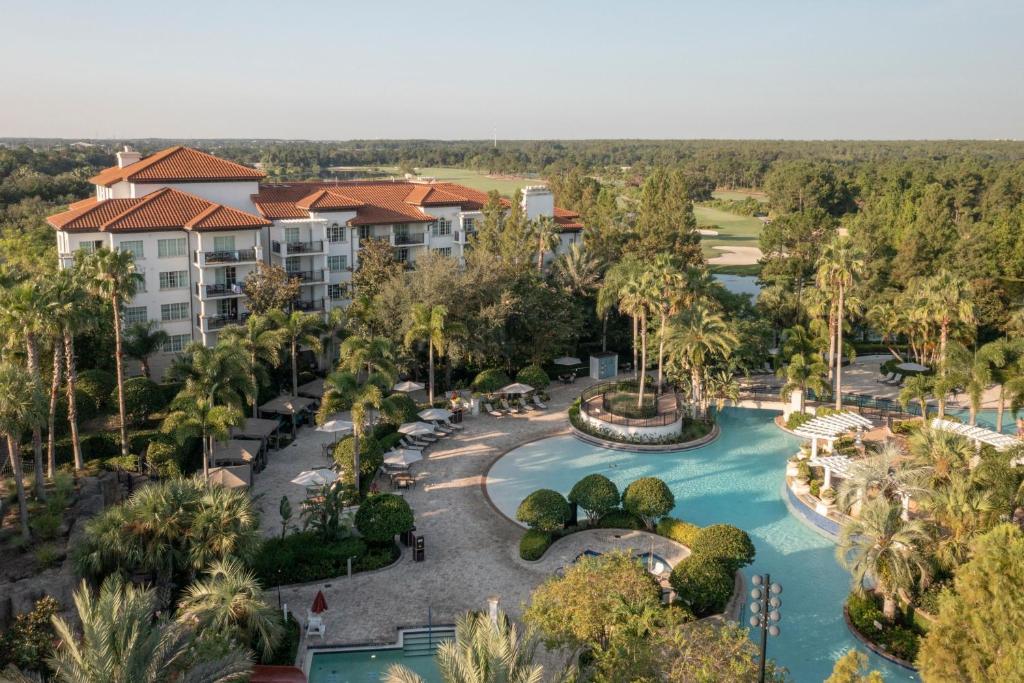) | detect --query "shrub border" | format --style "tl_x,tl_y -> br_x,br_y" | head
570,421 -> 720,453
267,540 -> 407,591
842,604 -> 919,672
